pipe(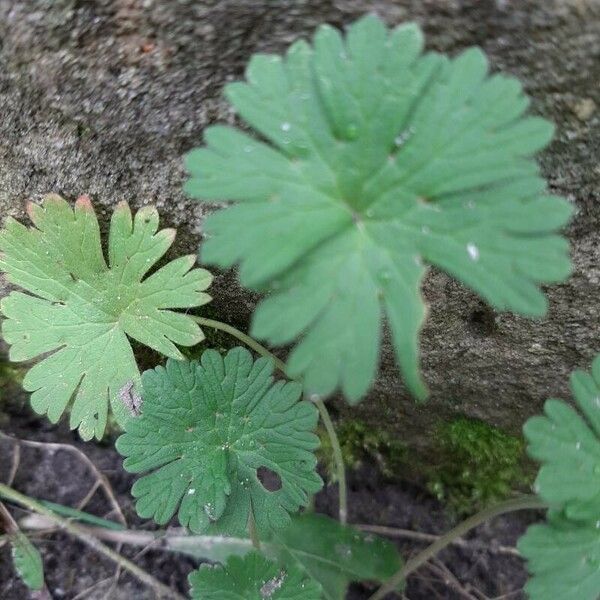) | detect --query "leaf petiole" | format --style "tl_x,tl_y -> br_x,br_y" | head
369,495 -> 547,600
